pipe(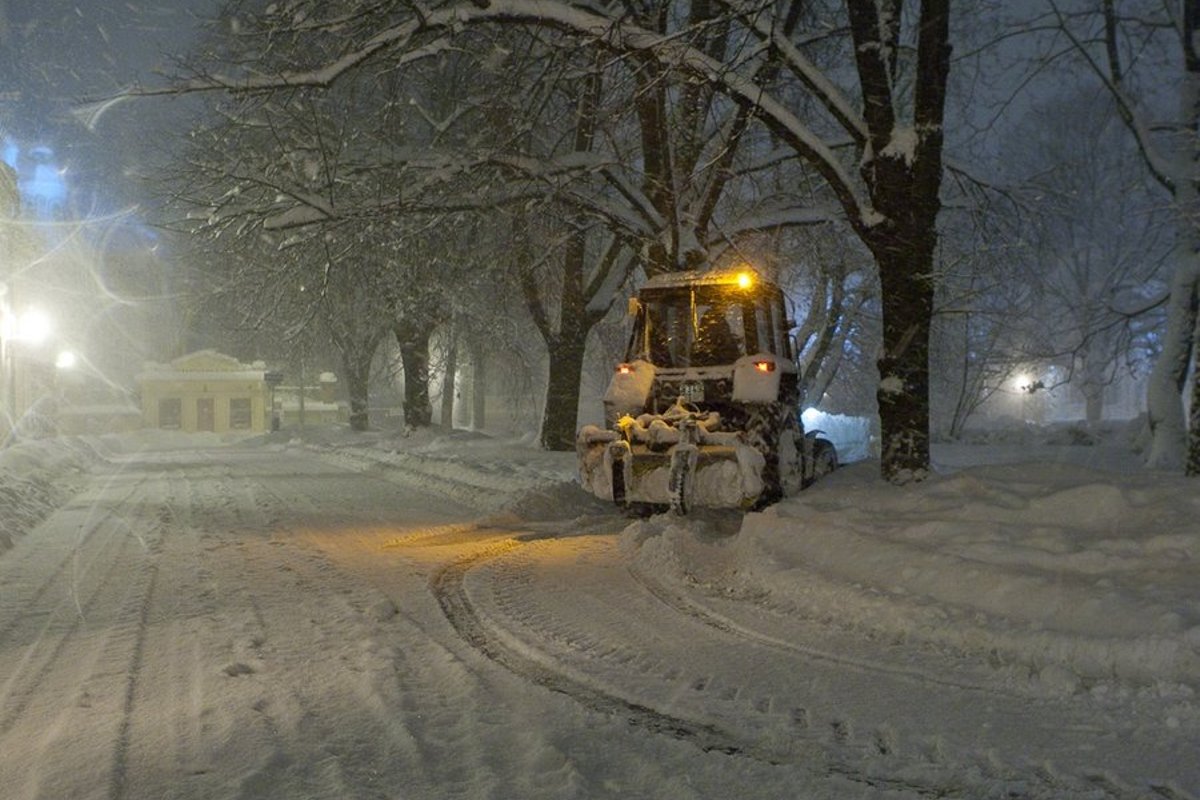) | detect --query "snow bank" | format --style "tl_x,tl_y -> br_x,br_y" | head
626,459 -> 1200,692
0,438 -> 97,552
